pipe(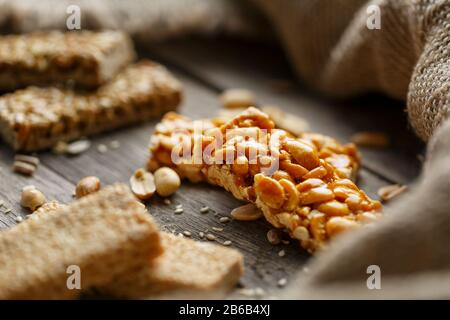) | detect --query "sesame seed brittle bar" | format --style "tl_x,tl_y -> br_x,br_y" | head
0,31 -> 136,91
0,60 -> 182,152
28,201 -> 244,299
148,108 -> 382,252
0,184 -> 162,300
